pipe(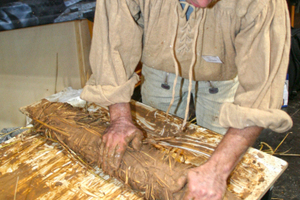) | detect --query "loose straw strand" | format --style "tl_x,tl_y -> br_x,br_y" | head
14,176 -> 19,200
